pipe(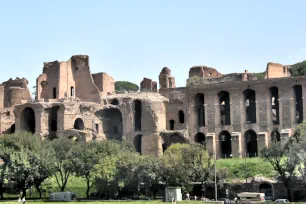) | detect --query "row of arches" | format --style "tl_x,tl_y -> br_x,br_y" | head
195,85 -> 303,127
194,130 -> 281,158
